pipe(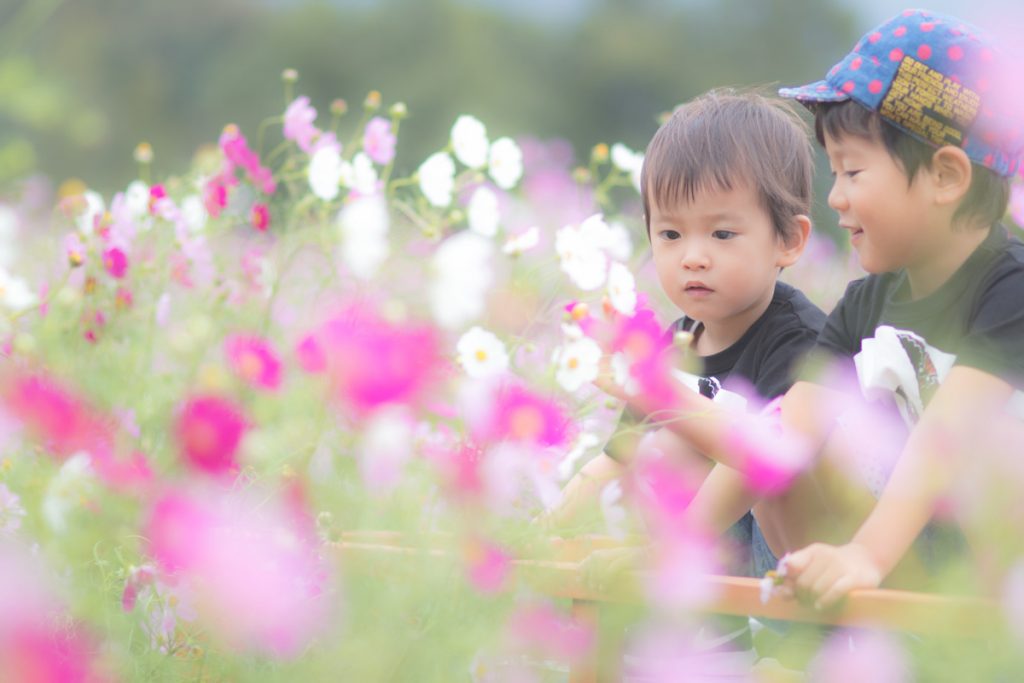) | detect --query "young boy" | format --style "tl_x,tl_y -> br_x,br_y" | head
544,91 -> 826,597
648,9 -> 1024,609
